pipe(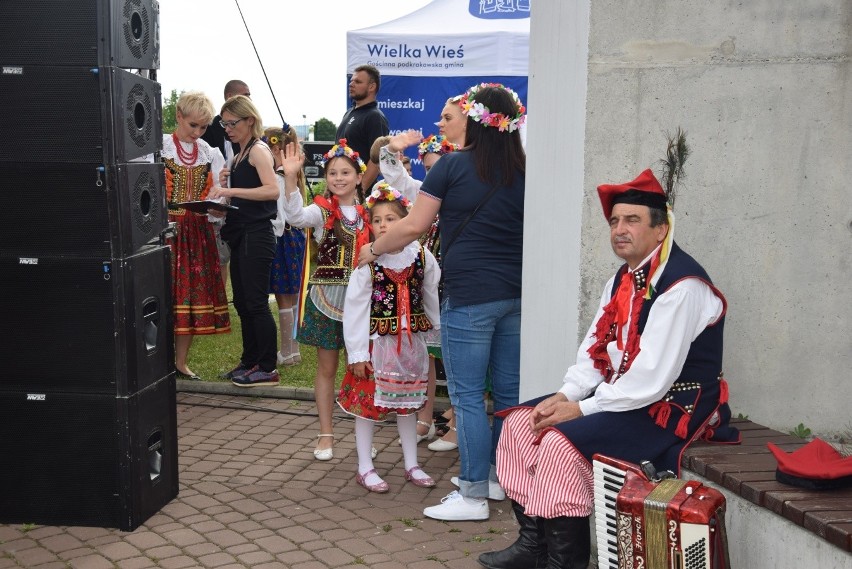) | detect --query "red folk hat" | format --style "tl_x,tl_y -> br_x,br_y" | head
597,168 -> 667,219
767,439 -> 852,490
